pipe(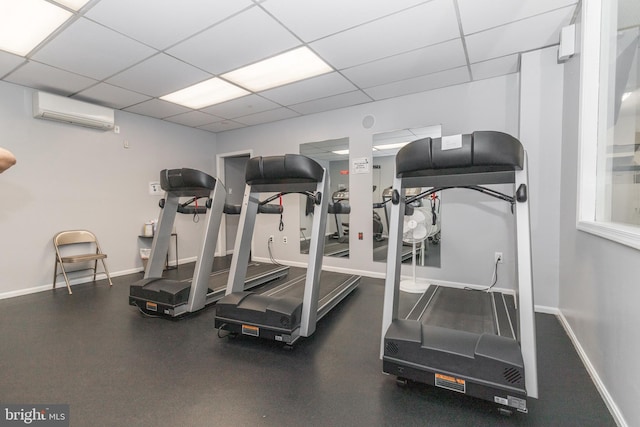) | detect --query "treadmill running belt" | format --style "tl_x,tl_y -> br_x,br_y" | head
420,287 -> 496,335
